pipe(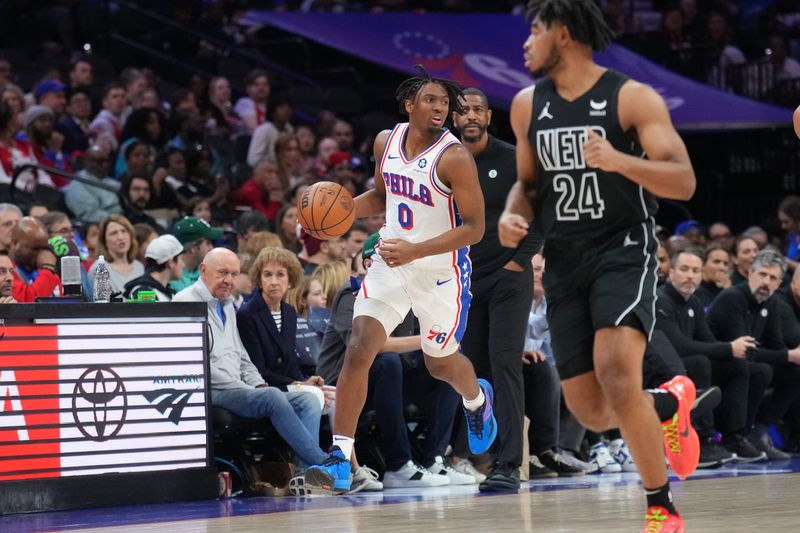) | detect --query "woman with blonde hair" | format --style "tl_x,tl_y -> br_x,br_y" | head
310,260 -> 349,308
88,214 -> 145,296
286,275 -> 327,319
243,230 -> 283,257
